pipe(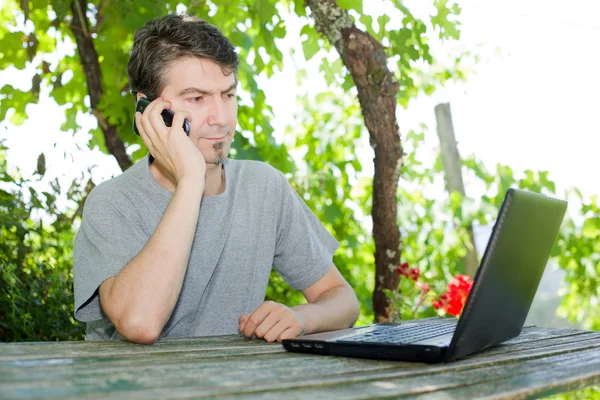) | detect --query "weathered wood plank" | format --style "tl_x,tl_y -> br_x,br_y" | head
11,345 -> 597,400
407,354 -> 600,400
498,326 -> 591,345
0,353 -> 399,399
3,330 -> 597,385
0,352 -> 400,383
0,335 -> 276,361
2,333 -> 599,399
0,326 -> 586,362
0,346 -> 288,381
463,331 -> 600,358
3,330 -> 597,386
192,348 -> 600,400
